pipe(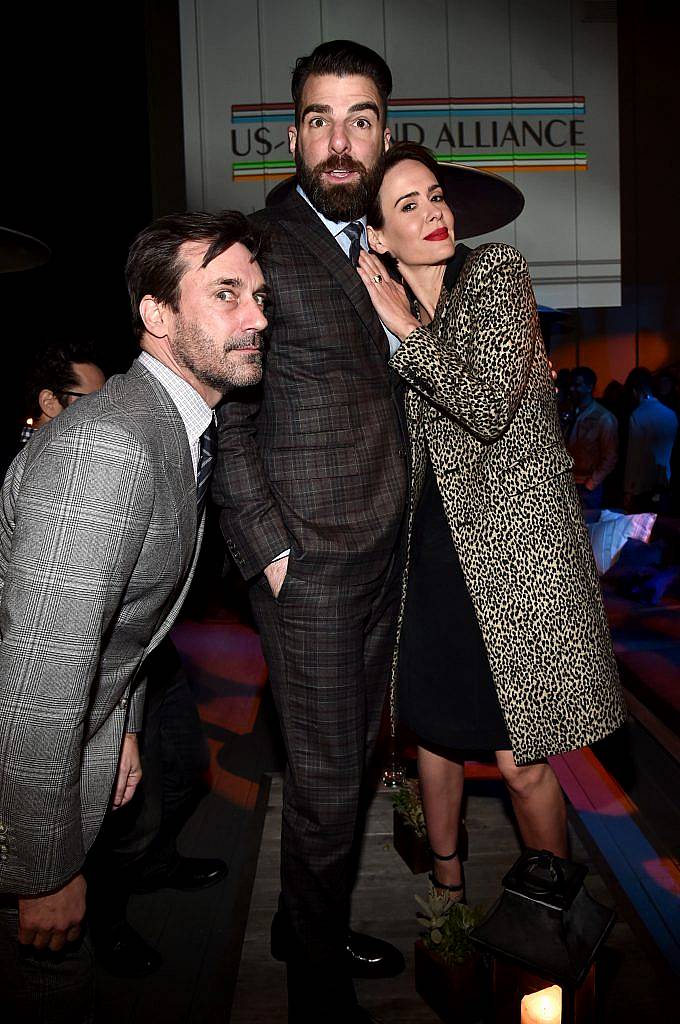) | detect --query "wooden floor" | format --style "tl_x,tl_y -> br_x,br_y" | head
95,607 -> 283,1024
94,566 -> 680,1023
231,776 -> 674,1023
